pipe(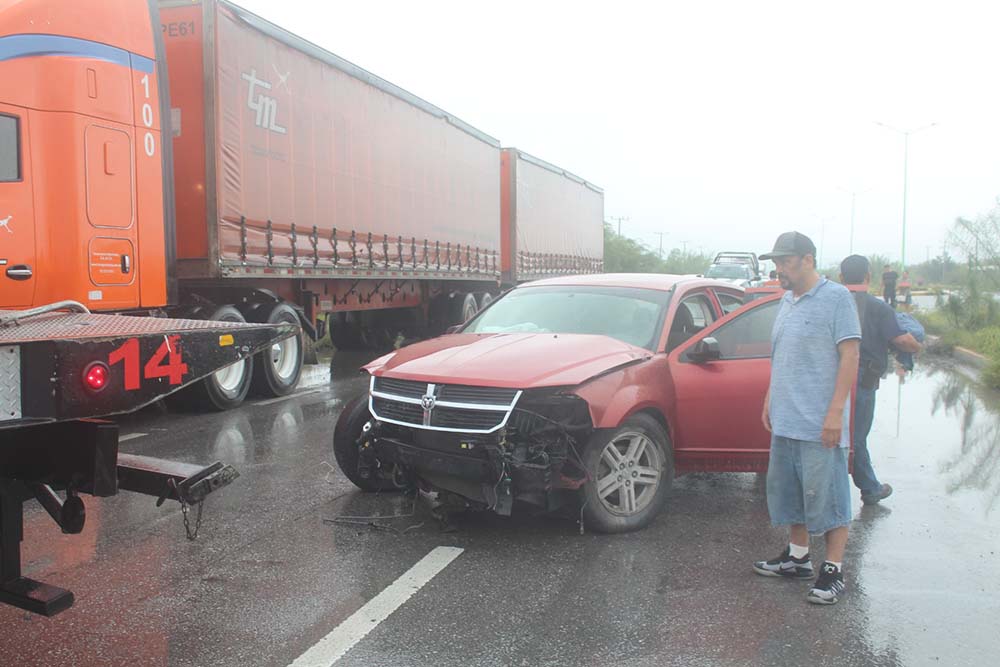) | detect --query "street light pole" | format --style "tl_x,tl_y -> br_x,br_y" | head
875,121 -> 937,268
838,187 -> 872,255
